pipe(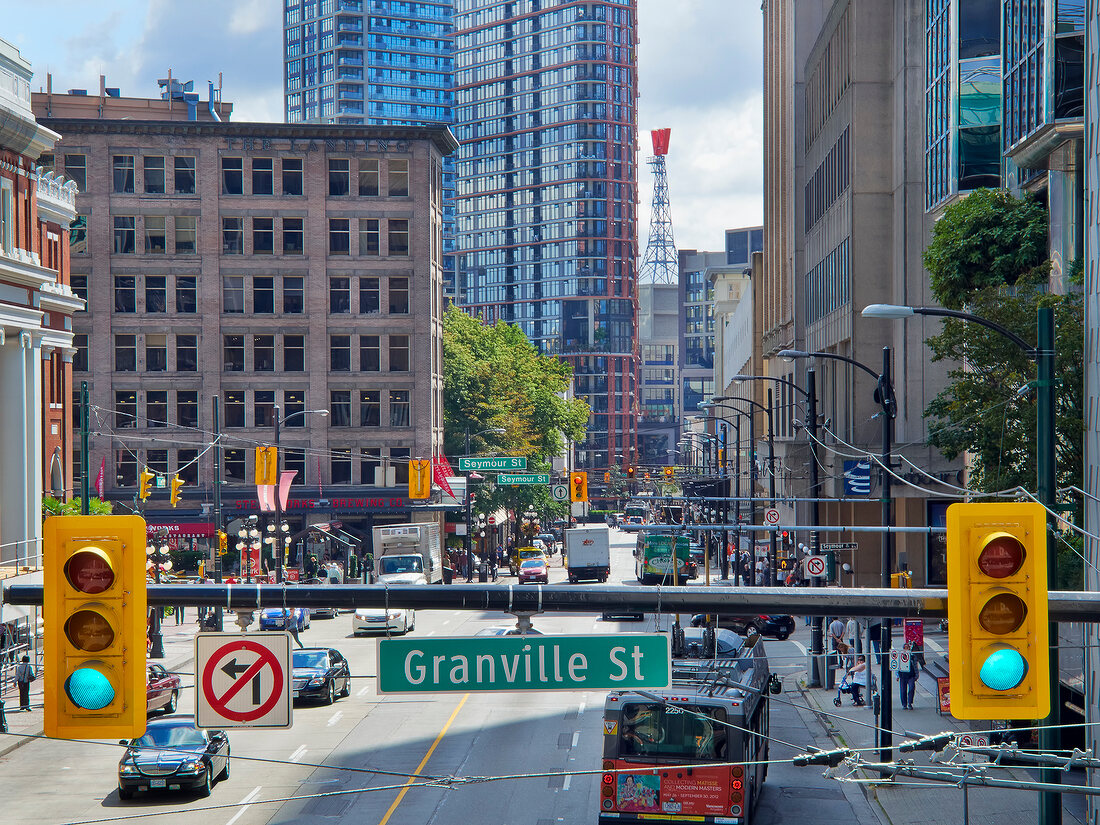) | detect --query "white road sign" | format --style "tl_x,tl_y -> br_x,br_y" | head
888,650 -> 911,672
803,555 -> 827,577
764,508 -> 781,526
195,633 -> 292,729
551,484 -> 569,501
